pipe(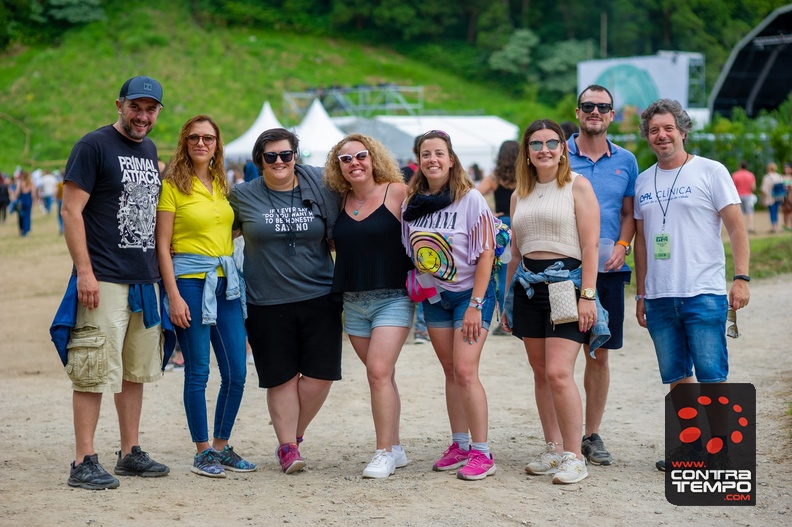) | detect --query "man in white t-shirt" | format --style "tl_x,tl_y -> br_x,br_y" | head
633,99 -> 750,471
39,171 -> 58,213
